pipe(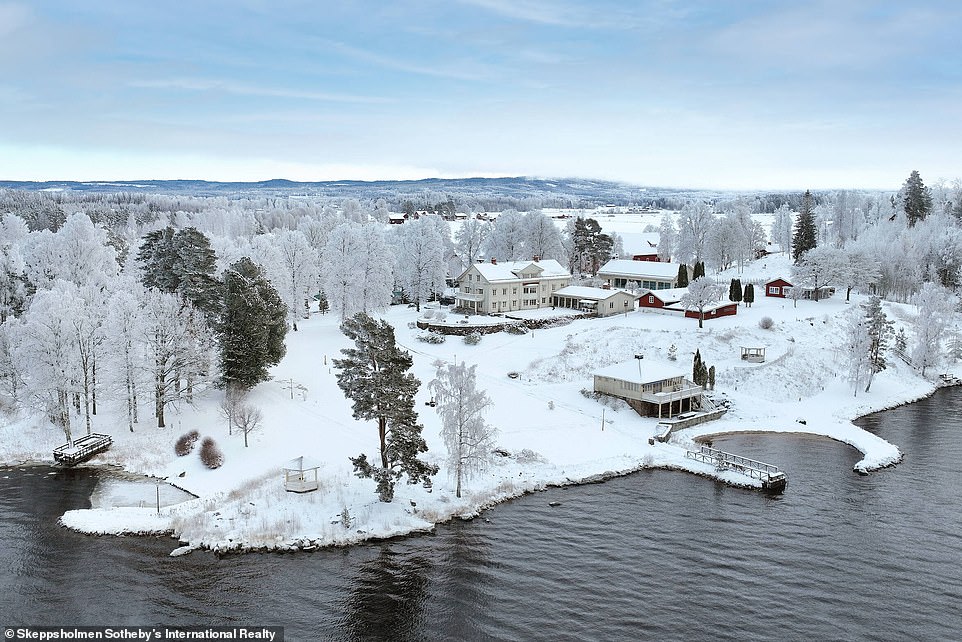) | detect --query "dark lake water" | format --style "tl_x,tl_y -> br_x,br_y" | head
2,388 -> 961,641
